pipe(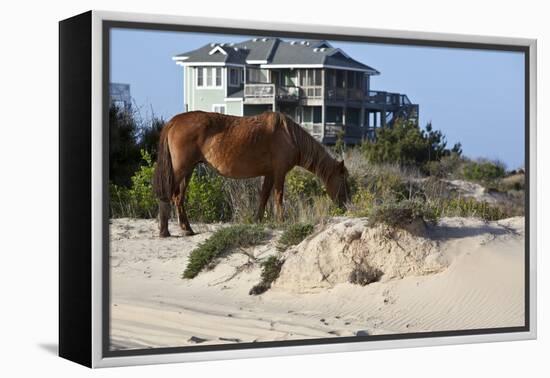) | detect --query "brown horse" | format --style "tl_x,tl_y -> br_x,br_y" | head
153,111 -> 350,237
